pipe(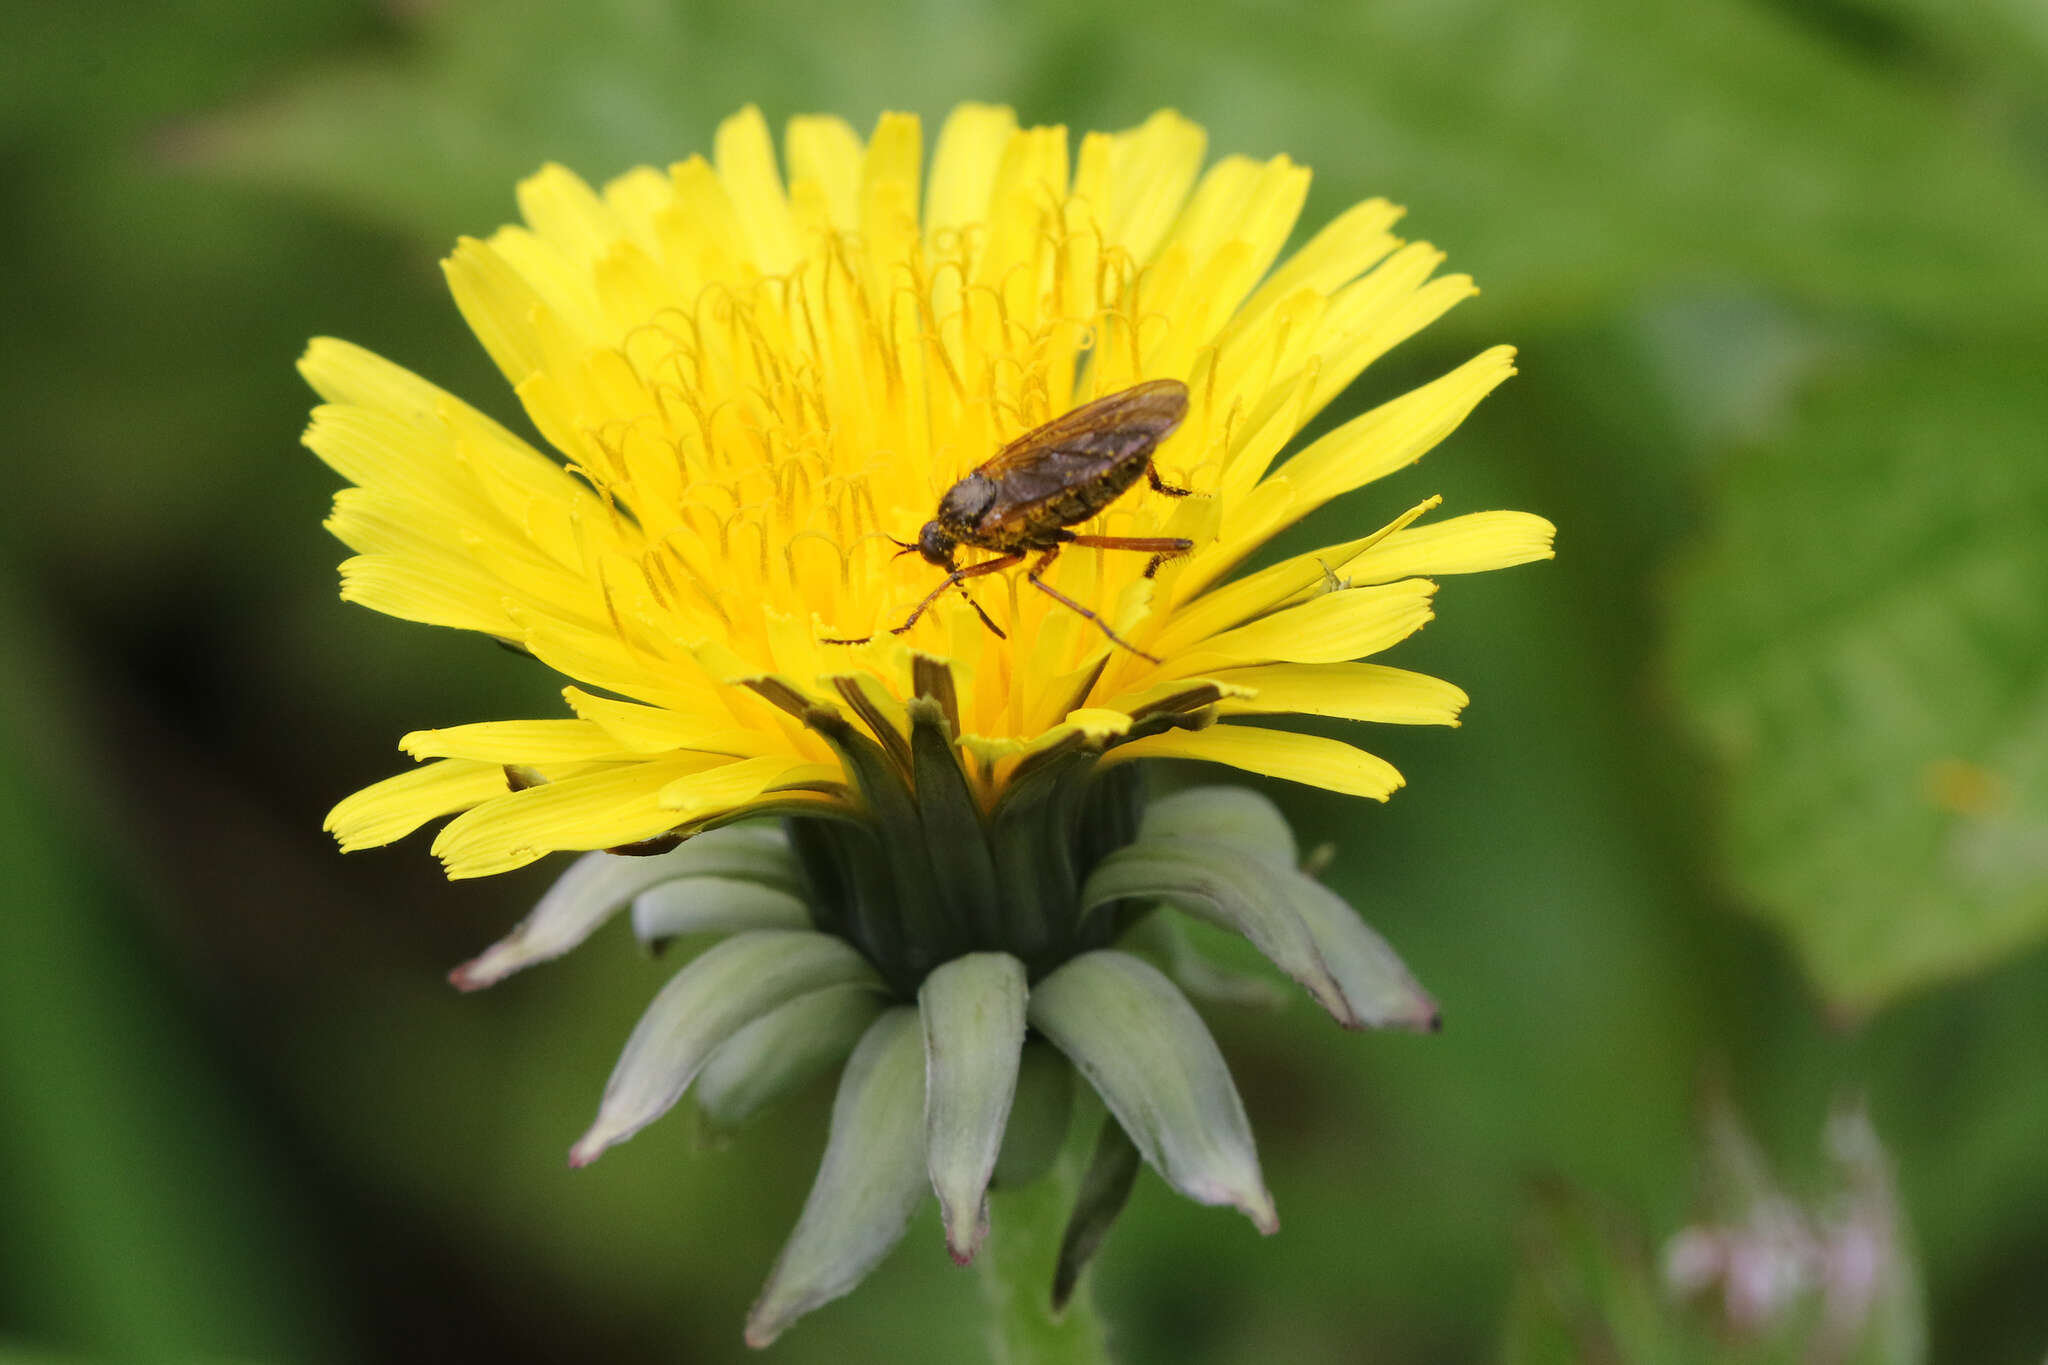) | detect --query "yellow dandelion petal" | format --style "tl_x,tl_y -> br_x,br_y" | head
1338,510 -> 1559,583
926,104 -> 1017,234
597,166 -> 674,258
786,115 -> 866,231
715,105 -> 802,275
562,687 -> 788,757
515,165 -> 621,277
325,759 -> 516,852
309,104 -> 1550,870
1169,579 -> 1439,674
399,719 -> 637,765
1088,110 -> 1207,264
433,758 -> 737,877
442,237 -> 552,386
1147,496 -> 1443,656
1103,725 -> 1406,802
335,554 -> 517,635
1195,346 -> 1518,591
1211,663 -> 1470,727
1234,197 -> 1405,329
656,755 -> 842,817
